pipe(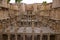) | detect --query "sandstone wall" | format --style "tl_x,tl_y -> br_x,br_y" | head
52,0 -> 60,8
50,8 -> 60,20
